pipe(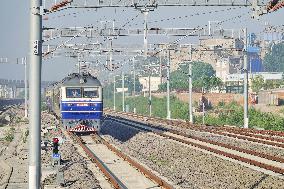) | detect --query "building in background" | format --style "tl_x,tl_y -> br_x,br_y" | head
225,72 -> 283,93
139,77 -> 161,93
